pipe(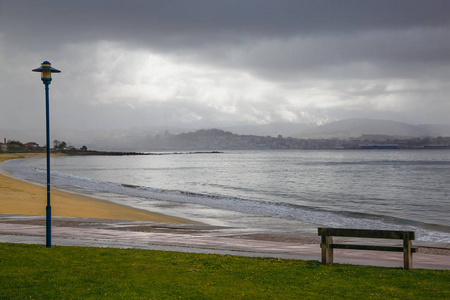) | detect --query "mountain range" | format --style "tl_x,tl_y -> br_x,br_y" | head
3,118 -> 450,151
221,118 -> 450,139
